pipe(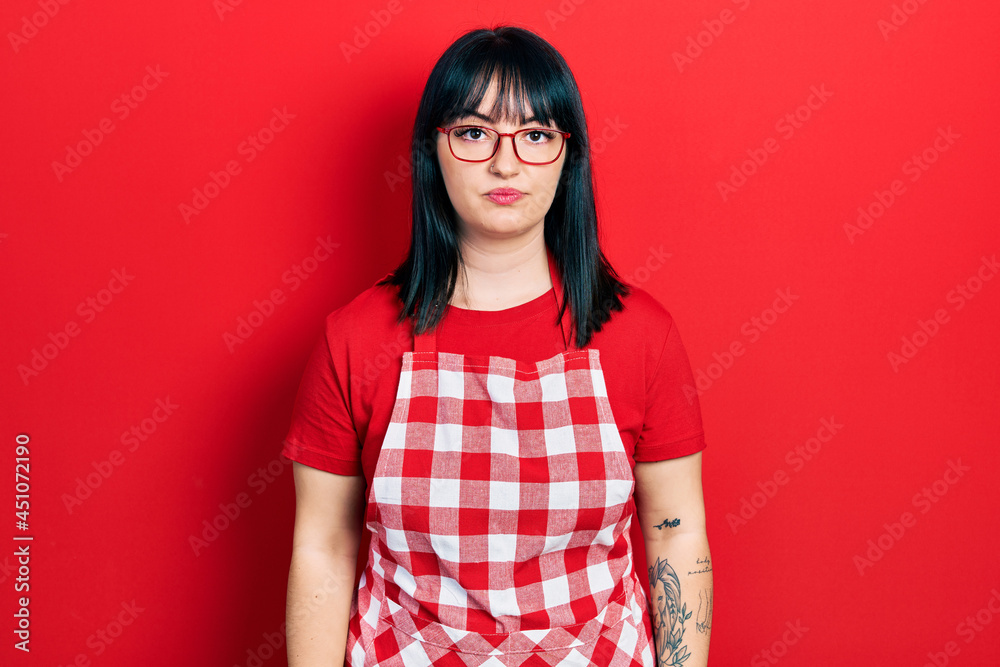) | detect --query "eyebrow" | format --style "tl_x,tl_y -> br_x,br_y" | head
457,109 -> 542,125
